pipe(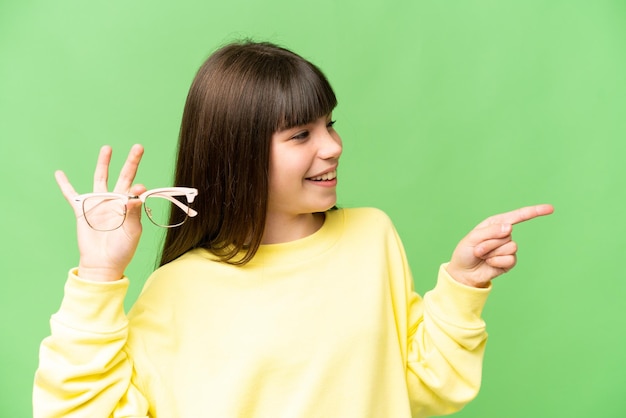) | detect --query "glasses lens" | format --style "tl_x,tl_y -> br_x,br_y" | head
144,193 -> 189,227
82,197 -> 126,231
